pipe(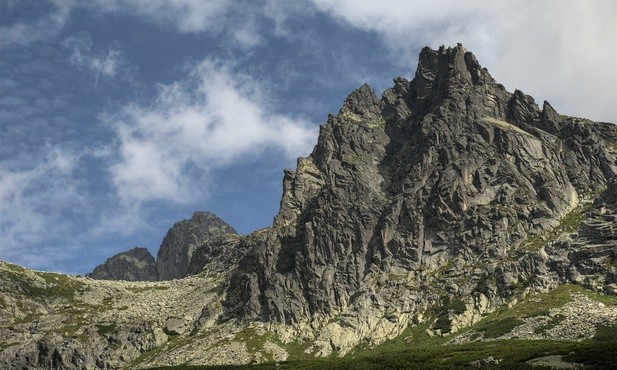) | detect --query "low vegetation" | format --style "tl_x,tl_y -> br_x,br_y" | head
146,333 -> 617,369
522,206 -> 587,251
146,284 -> 617,369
